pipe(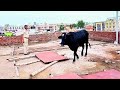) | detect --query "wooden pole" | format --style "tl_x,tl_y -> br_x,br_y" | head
15,60 -> 40,66
13,60 -> 19,78
30,61 -> 58,78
